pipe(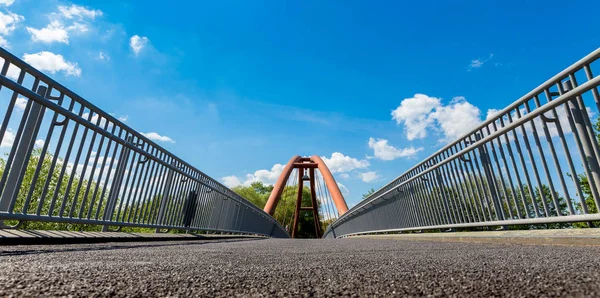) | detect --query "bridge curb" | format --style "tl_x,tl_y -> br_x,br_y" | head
0,229 -> 265,245
347,229 -> 600,246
